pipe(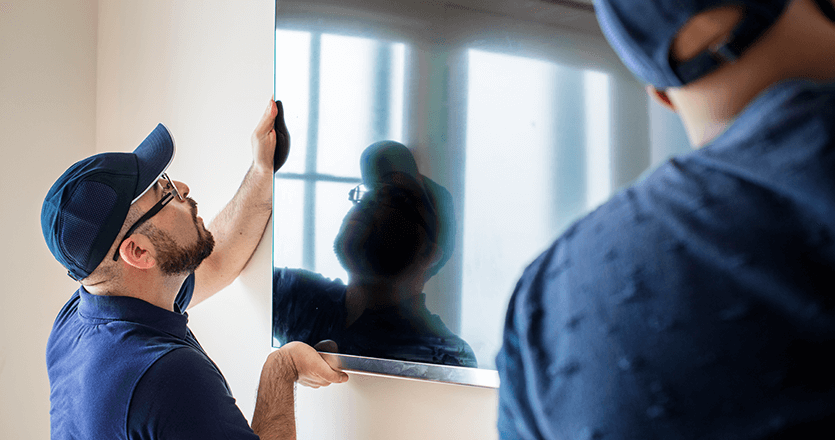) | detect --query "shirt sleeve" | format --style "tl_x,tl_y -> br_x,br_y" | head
495,277 -> 541,440
127,348 -> 260,440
